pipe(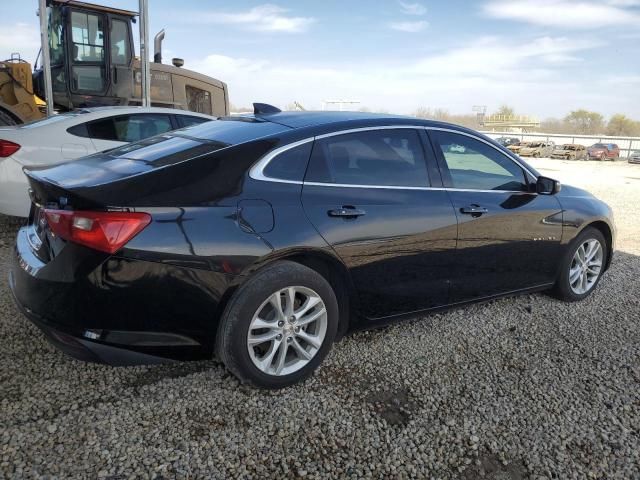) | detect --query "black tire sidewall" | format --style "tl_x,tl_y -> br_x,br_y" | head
555,227 -> 607,302
217,261 -> 339,388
